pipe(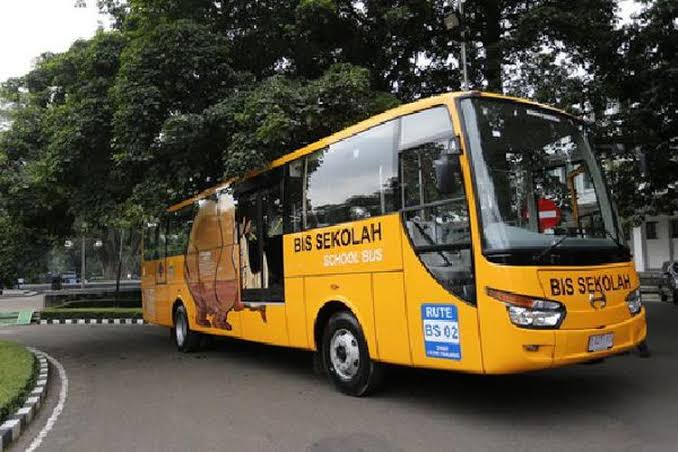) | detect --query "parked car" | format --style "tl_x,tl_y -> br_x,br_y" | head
660,261 -> 678,304
61,271 -> 78,285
